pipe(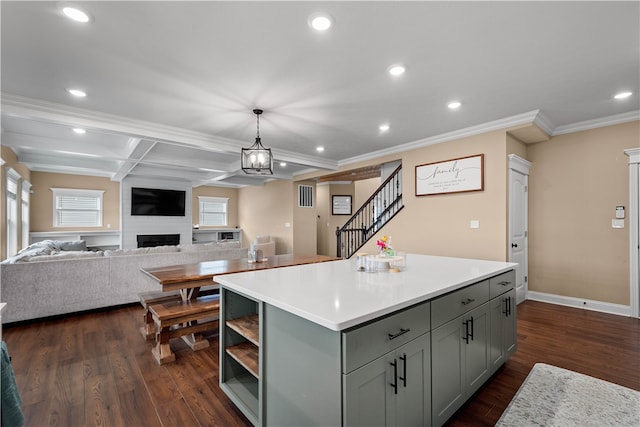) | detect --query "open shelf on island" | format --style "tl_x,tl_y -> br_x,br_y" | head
221,288 -> 261,424
221,373 -> 259,424
226,342 -> 259,378
226,314 -> 259,346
